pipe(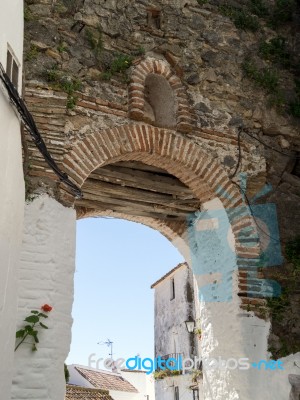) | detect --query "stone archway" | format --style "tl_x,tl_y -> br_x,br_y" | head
60,123 -> 260,266
55,123 -> 268,399
11,118 -> 276,399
